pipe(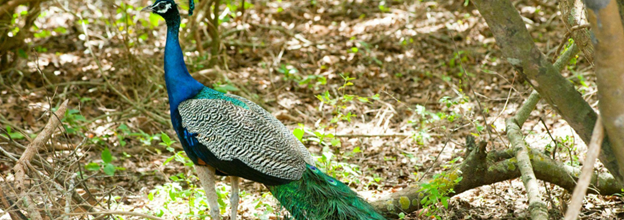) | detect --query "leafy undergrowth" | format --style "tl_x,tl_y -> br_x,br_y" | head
1,0 -> 621,219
